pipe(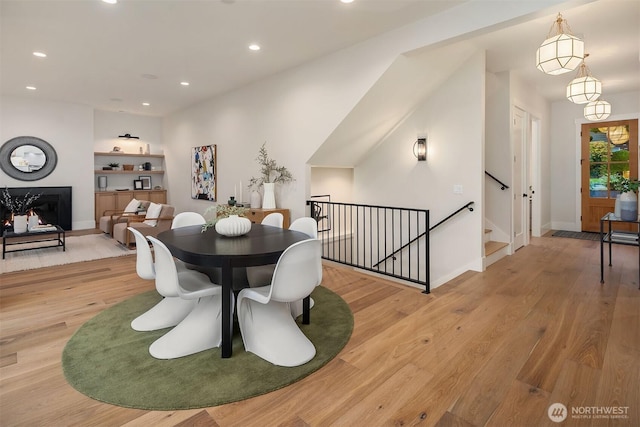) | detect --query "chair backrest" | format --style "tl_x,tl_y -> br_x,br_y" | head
172,211 -> 206,229
269,239 -> 322,302
146,236 -> 180,298
127,226 -> 155,280
289,217 -> 318,239
261,212 -> 283,228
